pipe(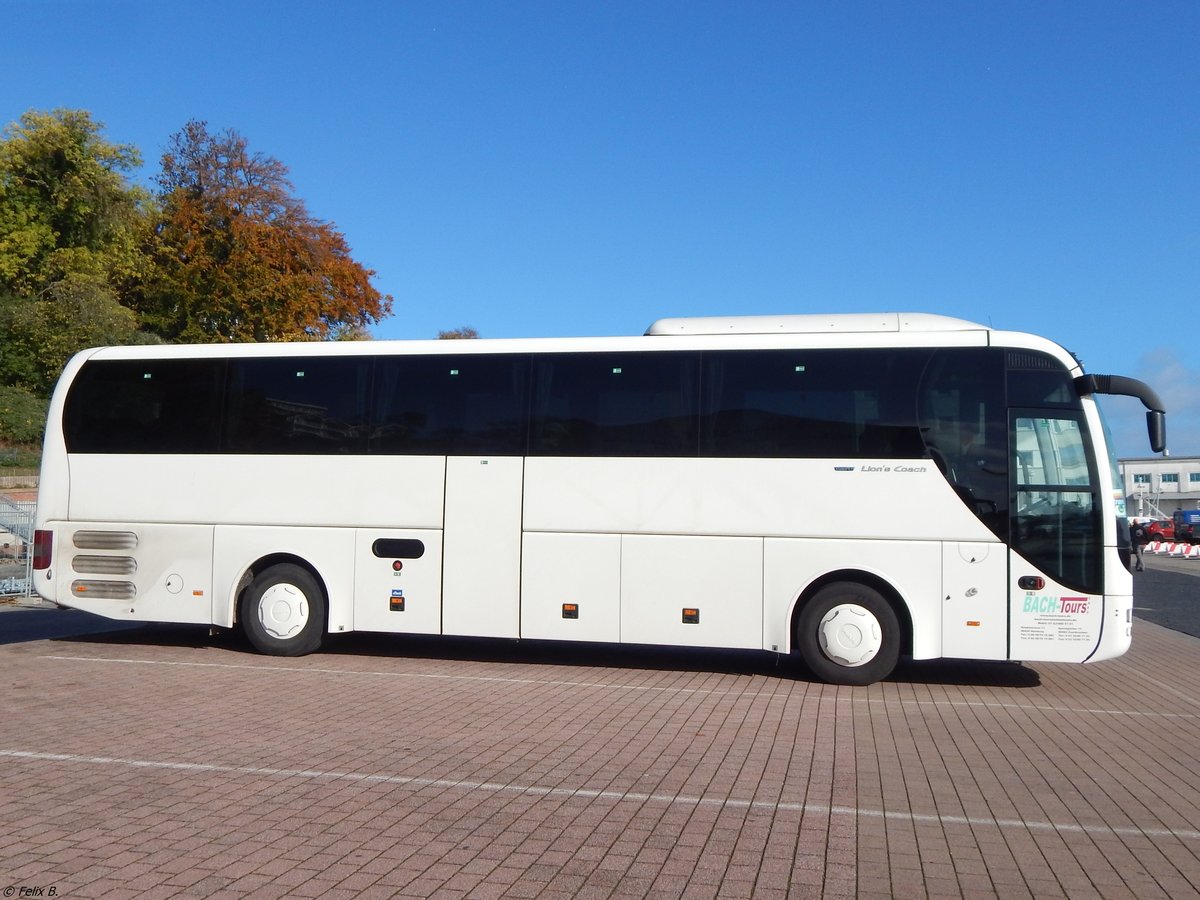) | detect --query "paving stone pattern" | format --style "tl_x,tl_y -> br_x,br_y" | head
1,617 -> 1199,898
